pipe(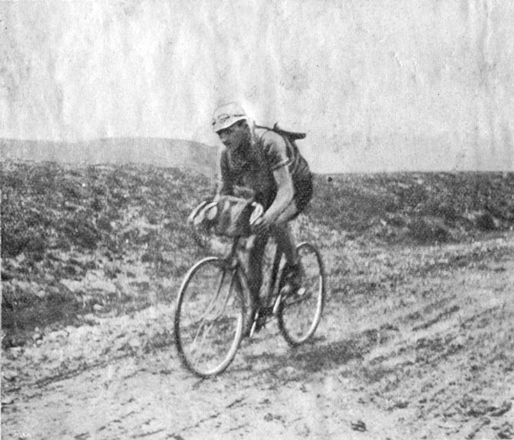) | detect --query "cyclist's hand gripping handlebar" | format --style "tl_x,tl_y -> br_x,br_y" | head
249,202 -> 264,227
250,202 -> 272,236
189,199 -> 264,232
